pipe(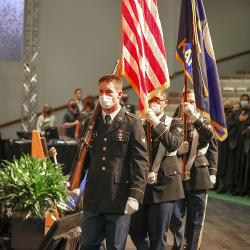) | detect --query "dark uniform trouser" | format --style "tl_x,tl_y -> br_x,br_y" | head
129,202 -> 174,250
170,199 -> 185,249
81,210 -> 131,250
170,191 -> 207,250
